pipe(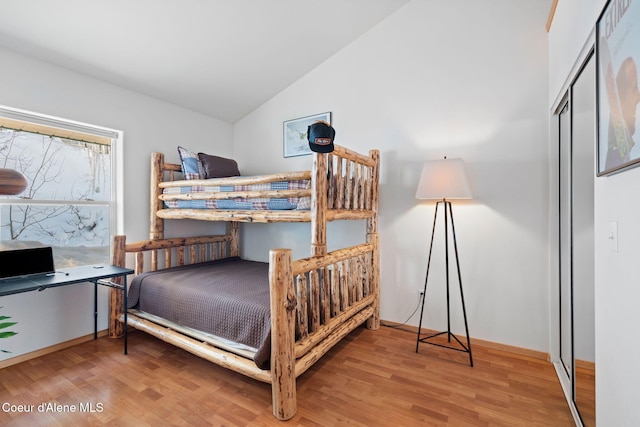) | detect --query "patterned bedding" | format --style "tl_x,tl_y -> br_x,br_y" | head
127,257 -> 272,369
162,179 -> 311,210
